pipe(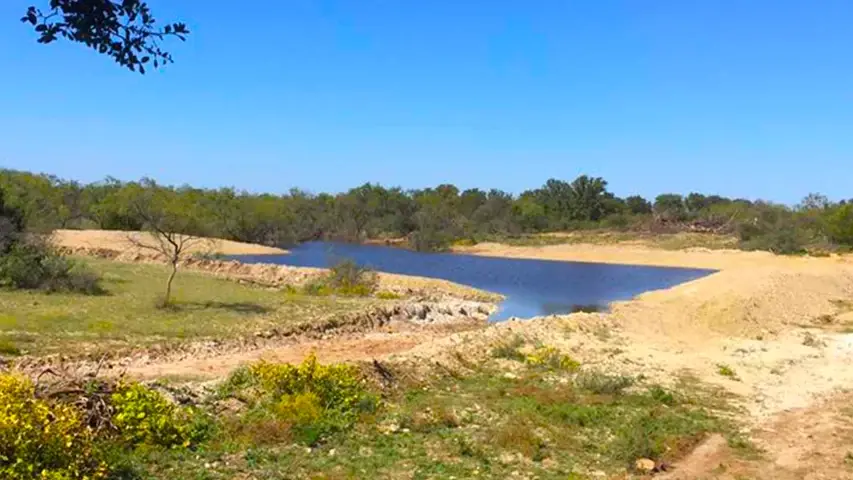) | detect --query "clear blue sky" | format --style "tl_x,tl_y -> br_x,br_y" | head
1,1 -> 851,203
